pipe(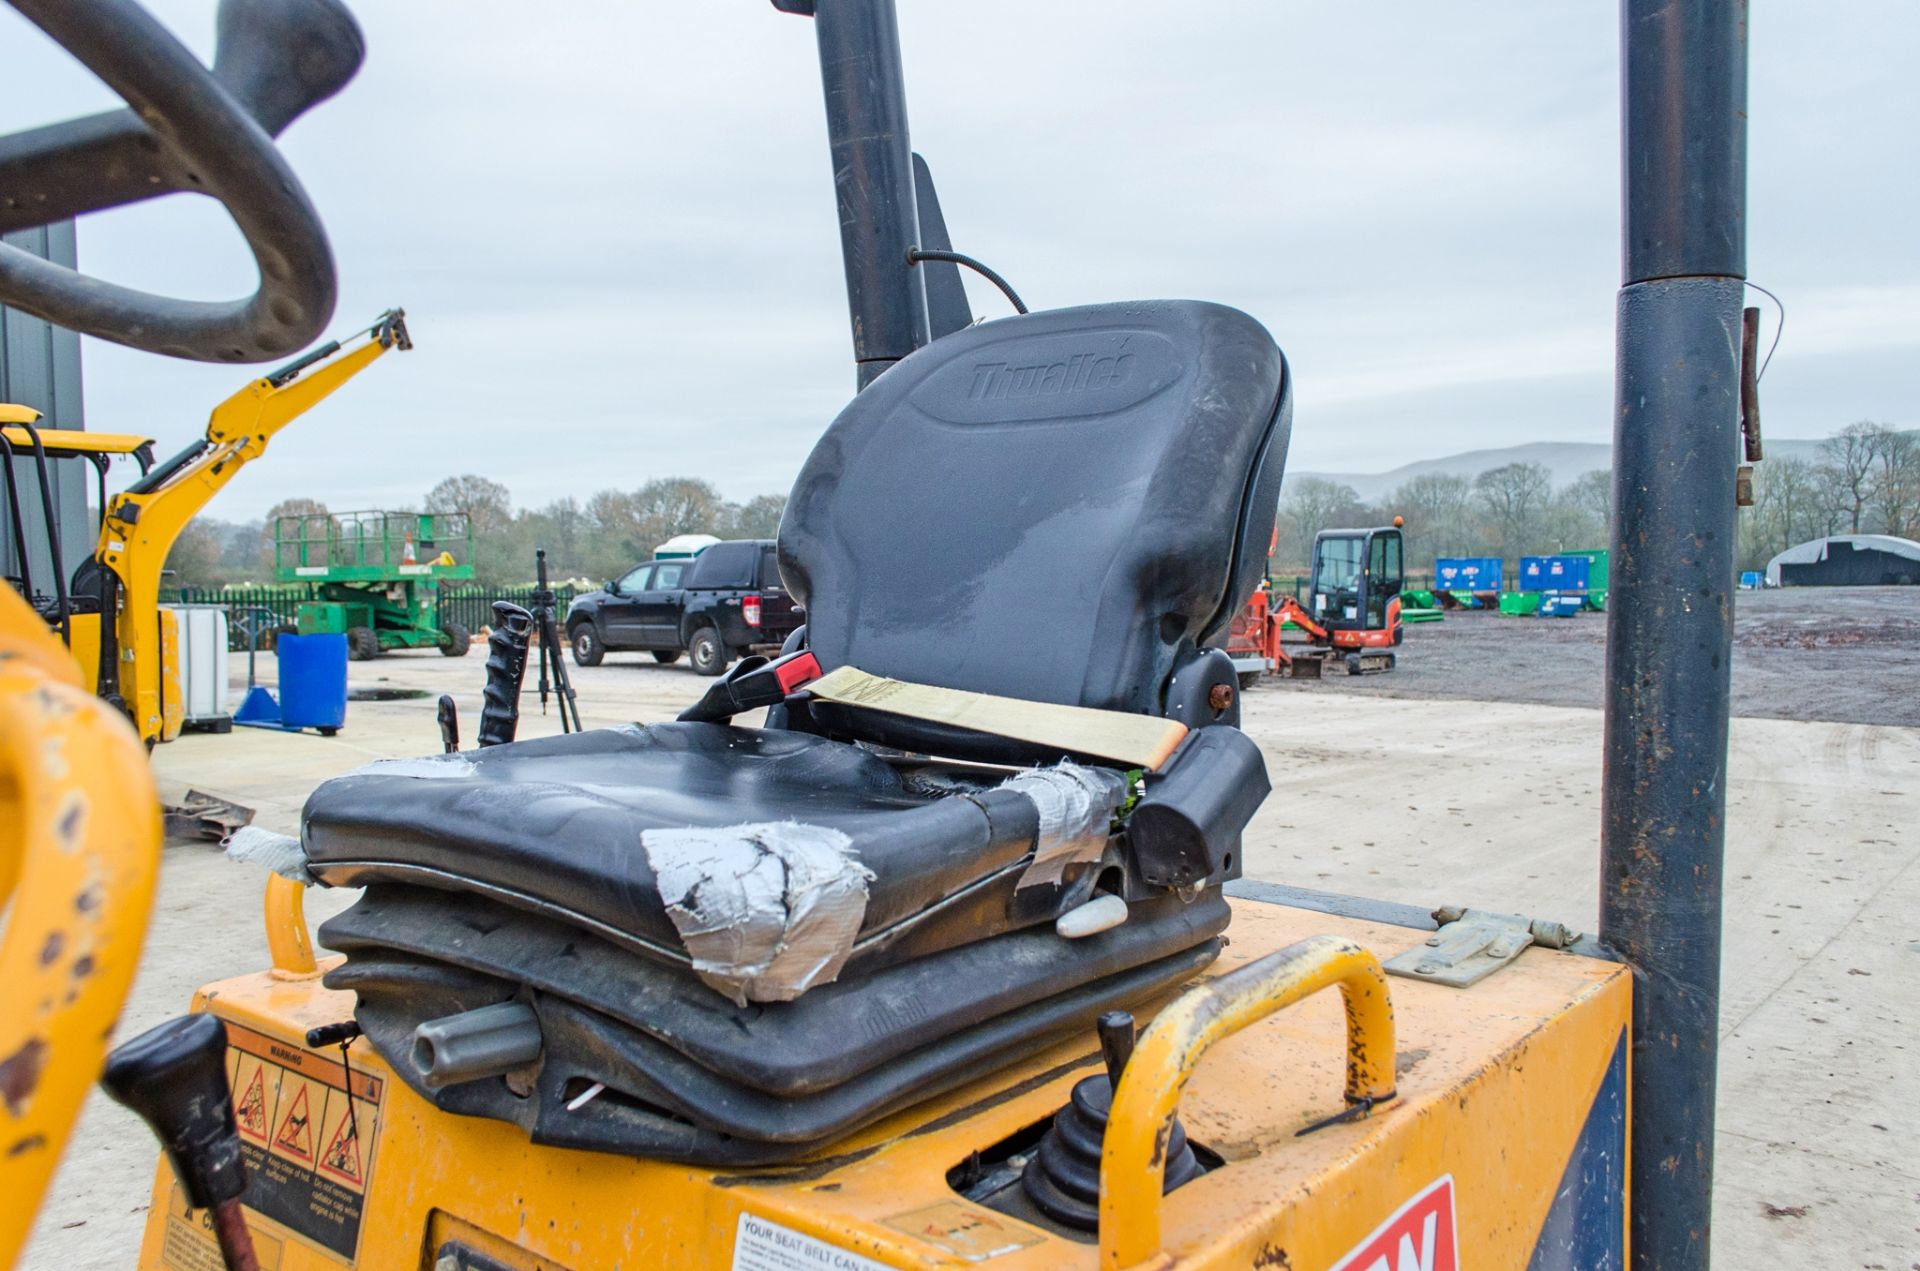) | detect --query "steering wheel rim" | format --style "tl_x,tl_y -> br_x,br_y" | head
0,0 -> 338,362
